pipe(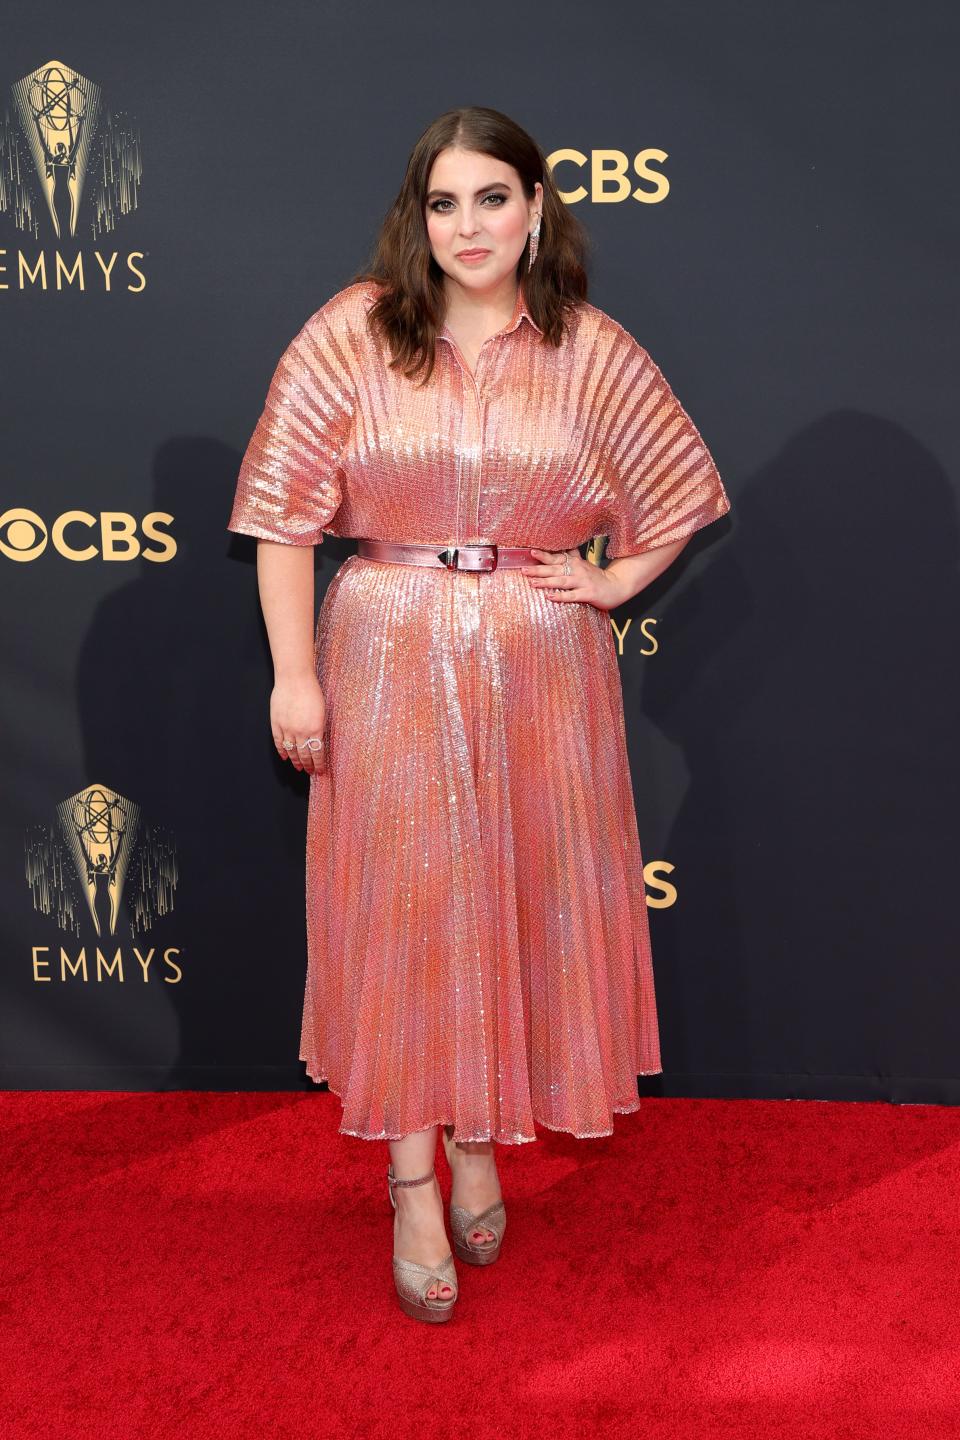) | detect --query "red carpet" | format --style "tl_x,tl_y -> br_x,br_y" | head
4,1091 -> 960,1439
